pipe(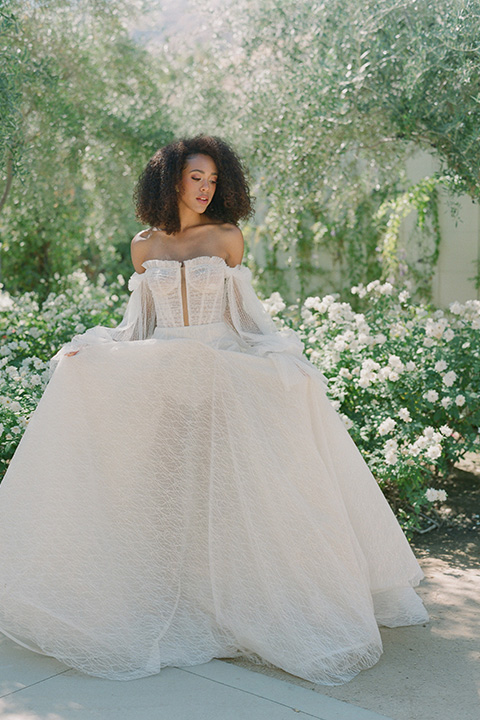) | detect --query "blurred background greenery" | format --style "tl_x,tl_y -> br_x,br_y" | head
1,0 -> 479,301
